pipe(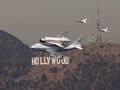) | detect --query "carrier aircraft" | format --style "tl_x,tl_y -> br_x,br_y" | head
31,32 -> 83,56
